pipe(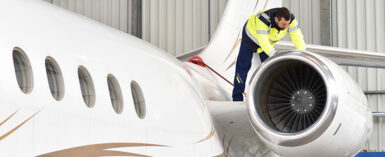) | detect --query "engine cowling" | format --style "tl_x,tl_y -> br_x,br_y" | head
247,51 -> 373,157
